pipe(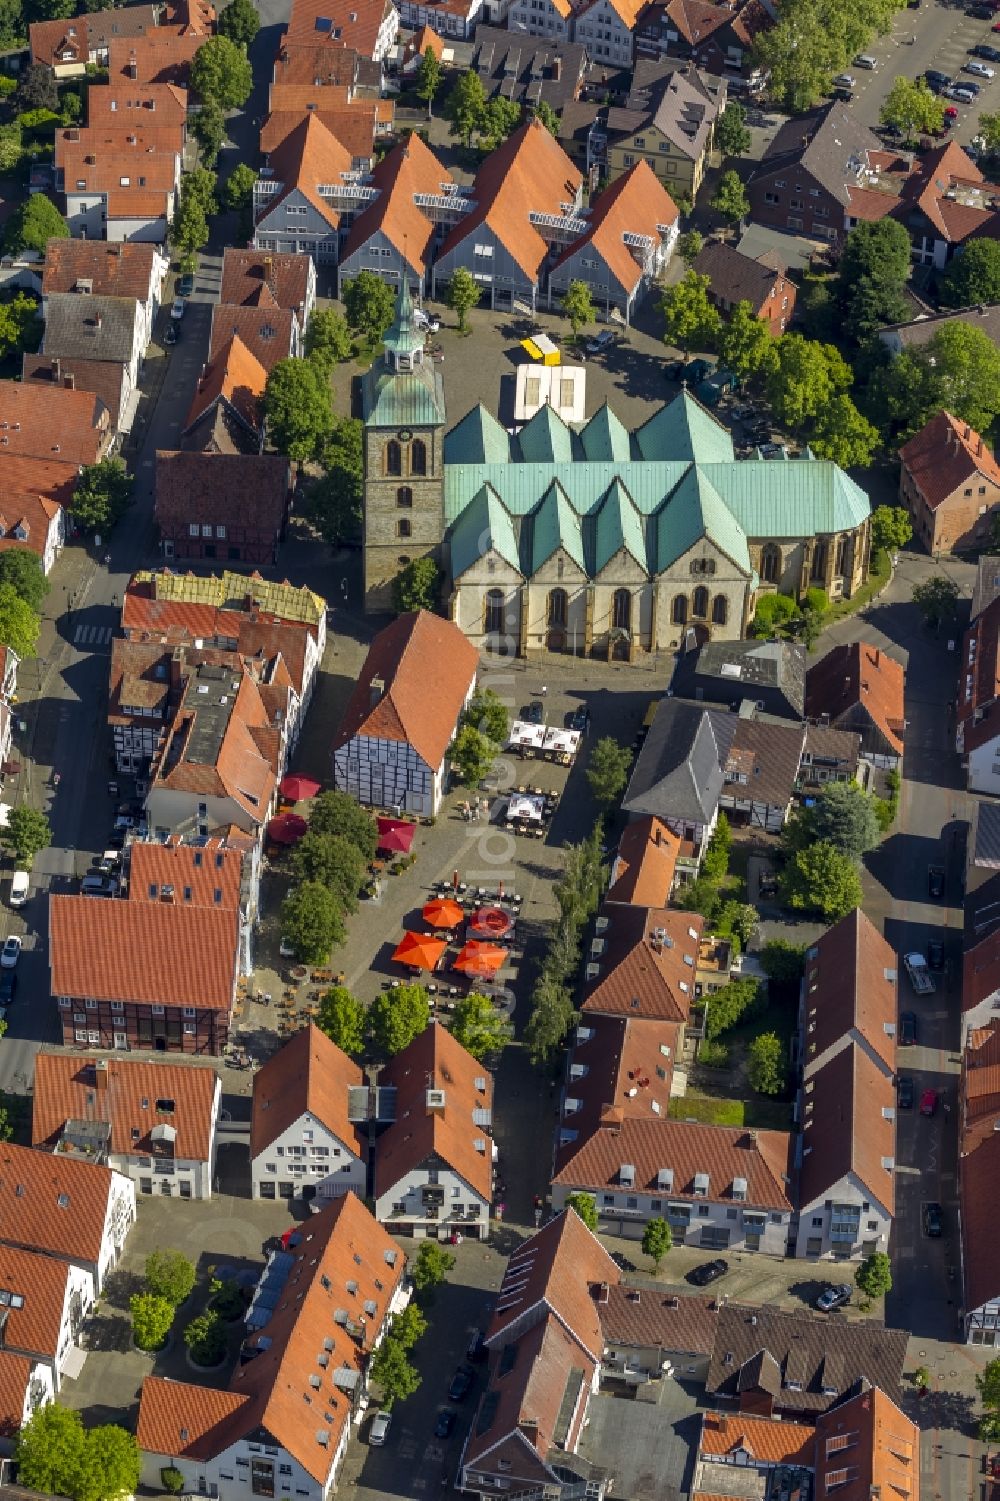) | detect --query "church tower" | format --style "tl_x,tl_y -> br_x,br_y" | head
360,278 -> 447,613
